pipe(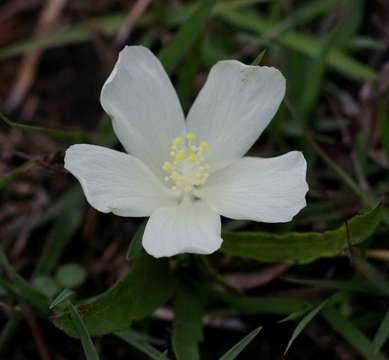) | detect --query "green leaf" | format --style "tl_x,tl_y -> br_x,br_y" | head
322,308 -> 388,360
50,289 -> 75,310
55,263 -> 87,289
158,0 -> 216,74
219,326 -> 262,360
67,302 -> 100,360
126,220 -> 147,260
209,291 -> 308,315
172,284 -> 203,360
0,160 -> 35,190
115,329 -> 170,360
0,248 -> 48,311
0,112 -> 91,143
373,310 -> 389,354
221,204 -> 383,264
217,9 -> 376,82
52,254 -> 177,337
